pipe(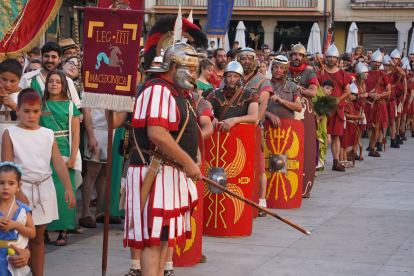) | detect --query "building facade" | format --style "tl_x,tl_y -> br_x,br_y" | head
333,0 -> 413,55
